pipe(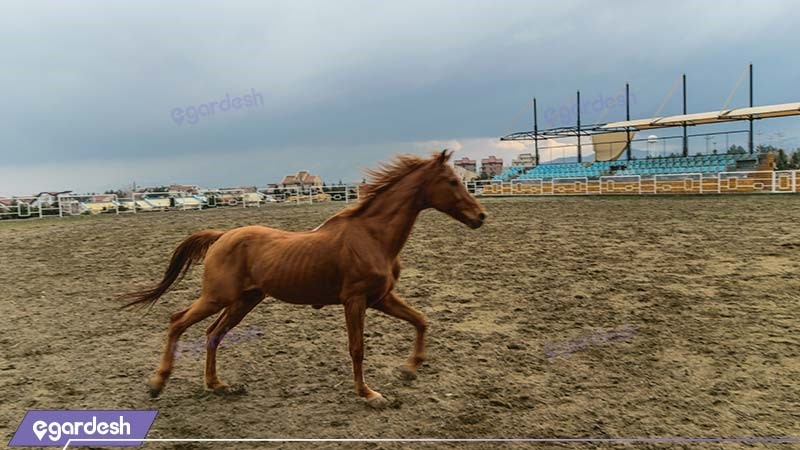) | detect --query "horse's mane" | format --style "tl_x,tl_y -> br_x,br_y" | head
339,153 -> 433,216
361,154 -> 431,203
